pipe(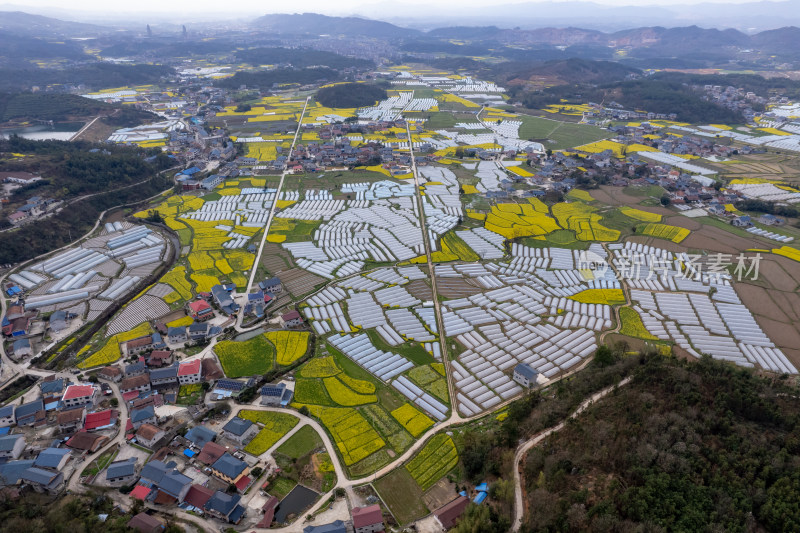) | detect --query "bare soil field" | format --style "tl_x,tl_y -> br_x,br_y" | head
435,277 -> 484,298
280,268 -> 327,299
592,186 -> 644,207
406,279 -> 434,301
